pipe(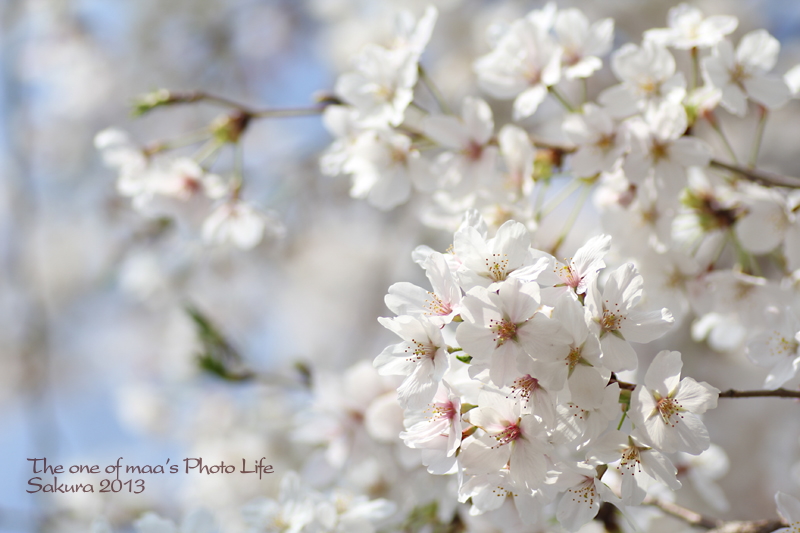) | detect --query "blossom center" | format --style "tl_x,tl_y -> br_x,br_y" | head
600,309 -> 622,332
492,422 -> 522,447
656,395 -> 684,426
464,141 -> 484,161
429,401 -> 457,421
557,262 -> 581,288
491,318 -> 518,346
485,253 -> 510,281
404,338 -> 438,363
768,331 -> 800,357
567,346 -> 583,372
618,446 -> 642,476
596,133 -> 616,151
567,478 -> 598,506
180,175 -> 203,197
424,292 -> 452,316
651,140 -> 670,162
729,63 -> 751,87
510,374 -> 540,403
